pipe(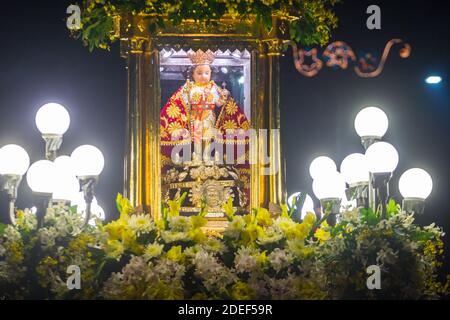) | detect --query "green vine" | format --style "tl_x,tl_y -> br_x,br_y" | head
73,0 -> 340,51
